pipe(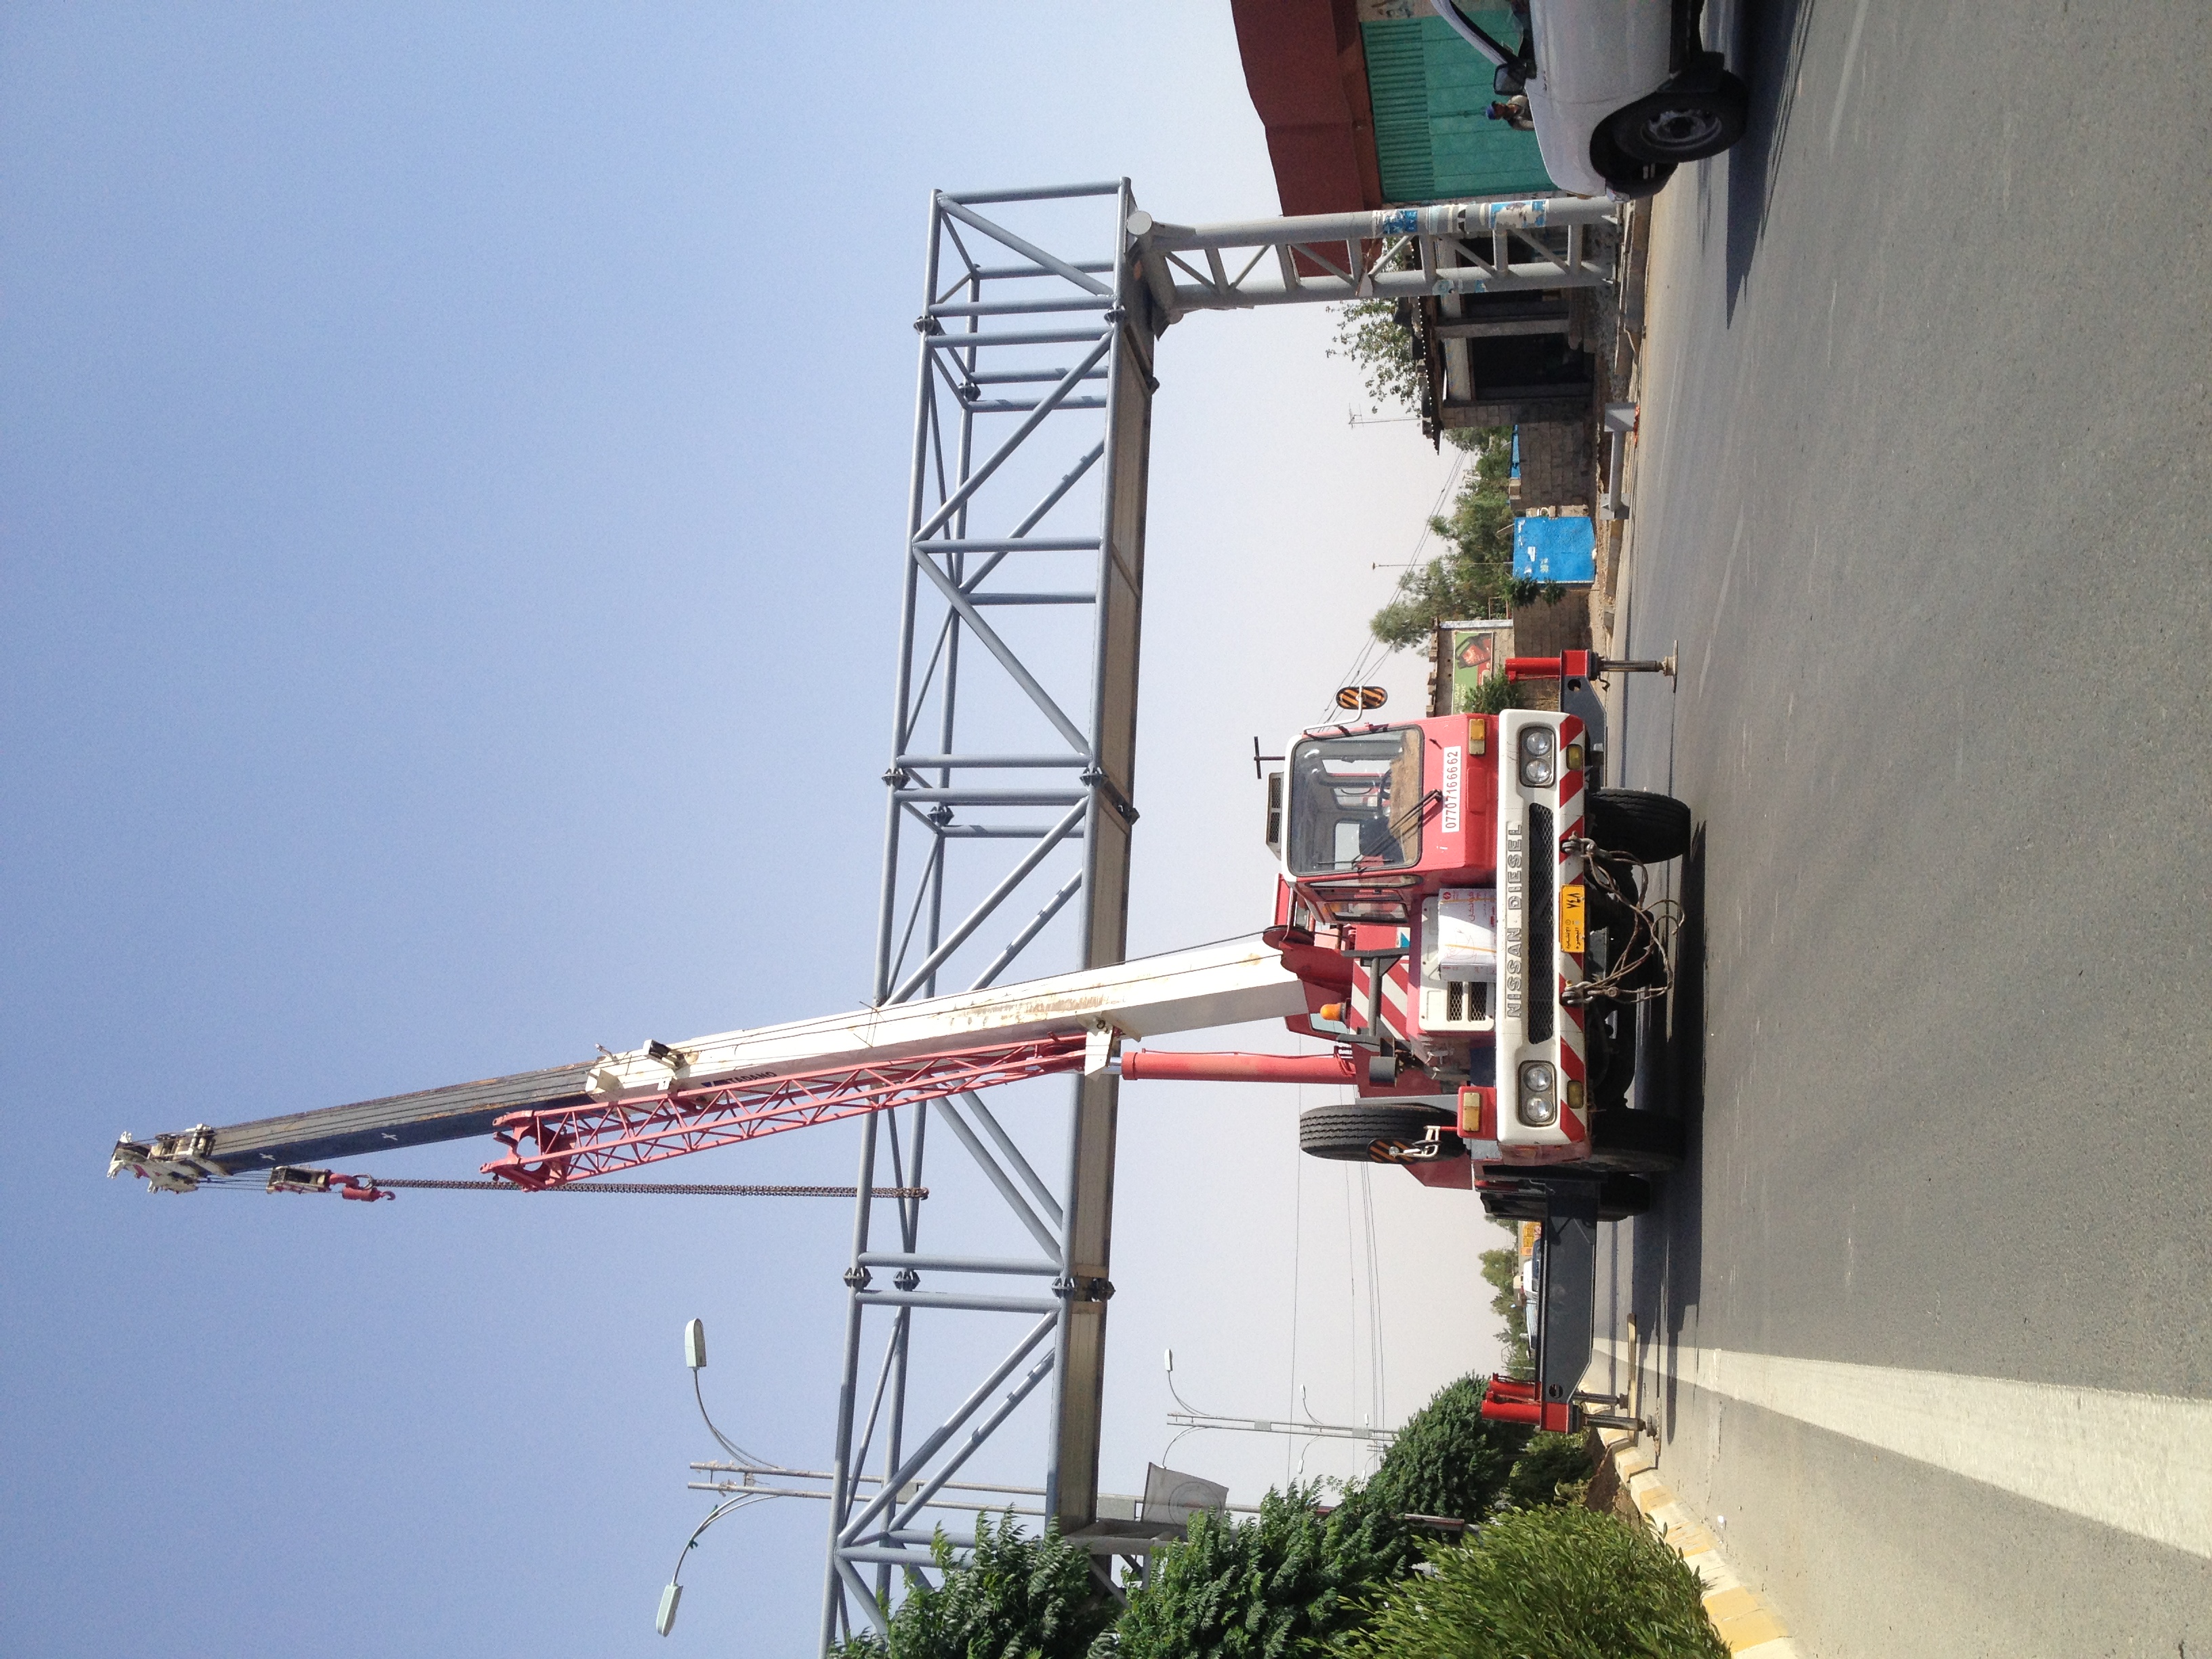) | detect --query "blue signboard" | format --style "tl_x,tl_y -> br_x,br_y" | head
1512,515 -> 1597,585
